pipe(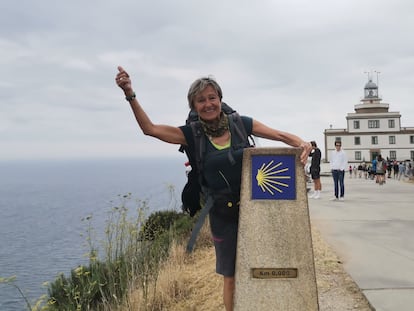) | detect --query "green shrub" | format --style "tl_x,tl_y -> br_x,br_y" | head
140,210 -> 187,241
47,258 -> 129,310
